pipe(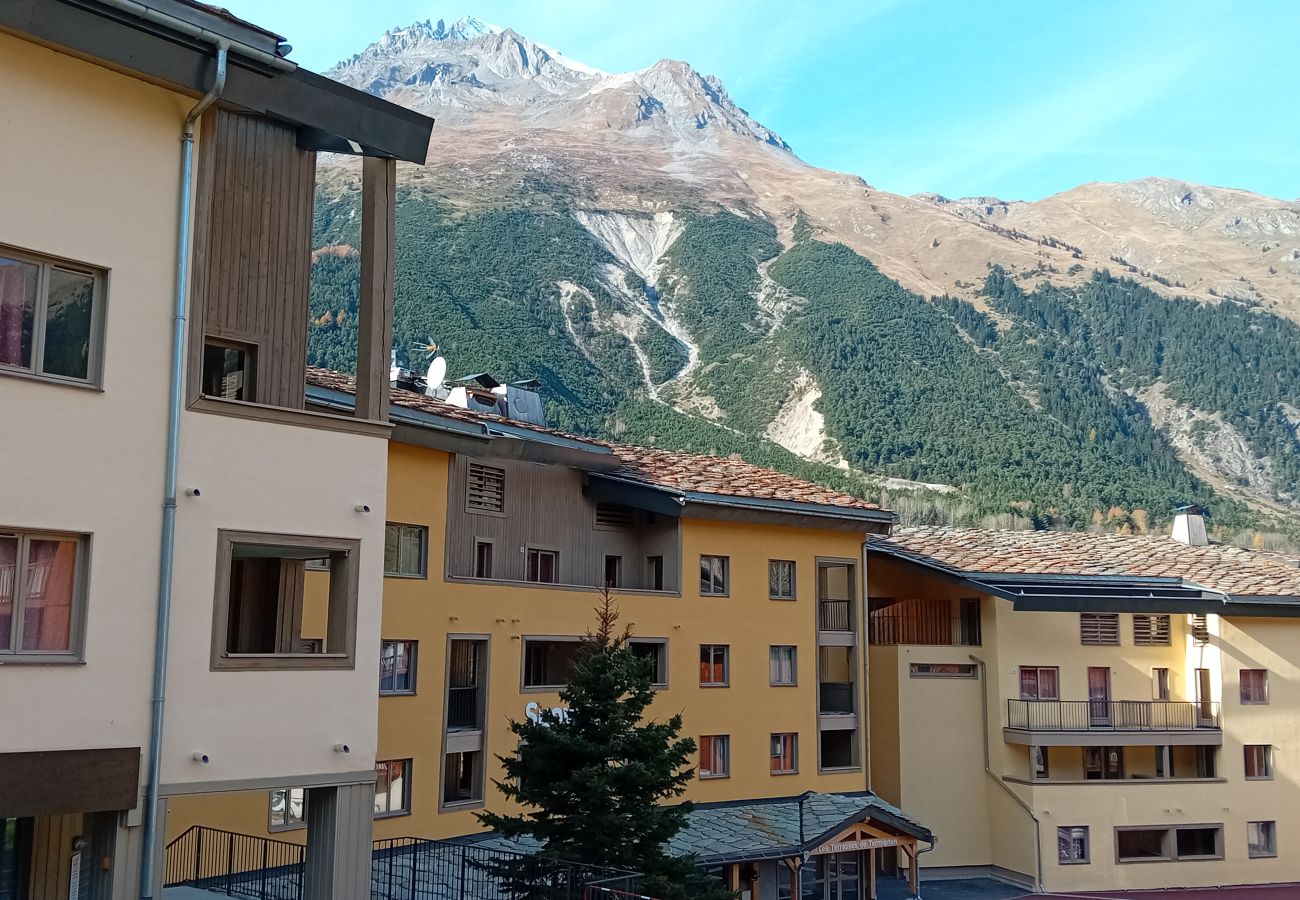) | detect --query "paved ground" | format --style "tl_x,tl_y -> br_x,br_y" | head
876,876 -> 1027,900
877,878 -> 1300,900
